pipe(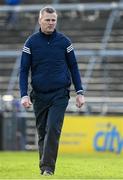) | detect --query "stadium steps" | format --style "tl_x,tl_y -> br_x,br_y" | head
1,12 -> 123,49
1,55 -> 123,97
0,10 -> 123,98
0,6 -> 123,102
